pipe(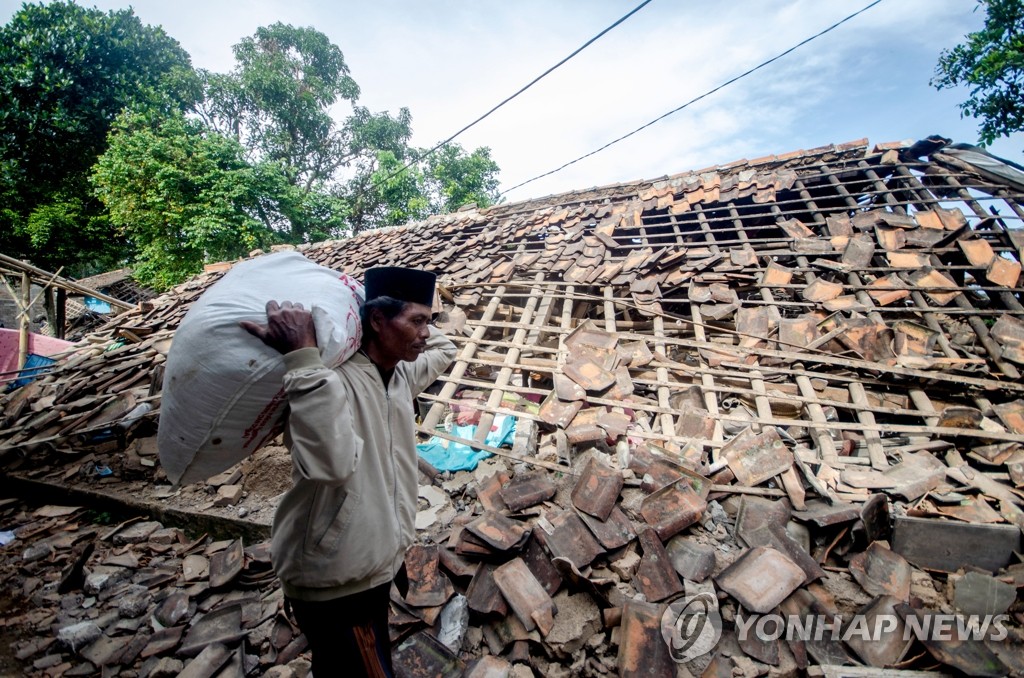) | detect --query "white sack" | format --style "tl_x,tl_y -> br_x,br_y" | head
158,251 -> 364,485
